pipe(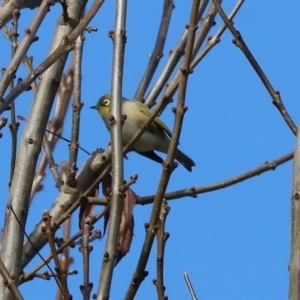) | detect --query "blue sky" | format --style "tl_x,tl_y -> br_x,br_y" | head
0,1 -> 299,299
